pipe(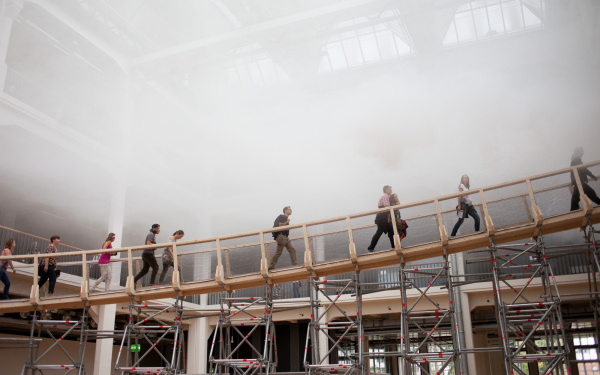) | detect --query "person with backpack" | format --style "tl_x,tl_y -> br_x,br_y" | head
450,174 -> 481,237
134,224 -> 160,287
368,185 -> 395,252
268,206 -> 297,270
159,230 -> 184,284
89,233 -> 117,293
